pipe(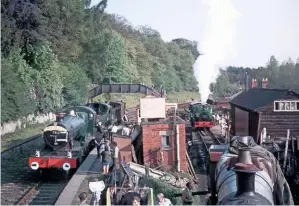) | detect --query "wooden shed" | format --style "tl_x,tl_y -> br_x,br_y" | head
229,88 -> 299,143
